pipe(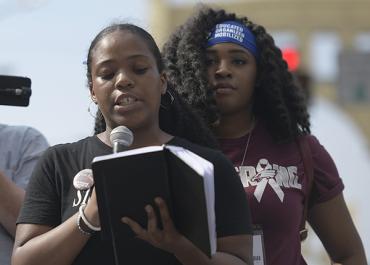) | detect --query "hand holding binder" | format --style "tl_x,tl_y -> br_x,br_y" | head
121,196 -> 185,254
92,144 -> 216,264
